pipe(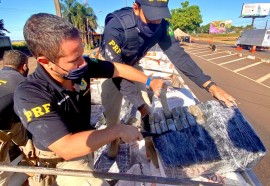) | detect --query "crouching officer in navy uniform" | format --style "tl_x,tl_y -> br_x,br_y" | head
100,0 -> 236,162
0,50 -> 30,185
13,13 -> 165,186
